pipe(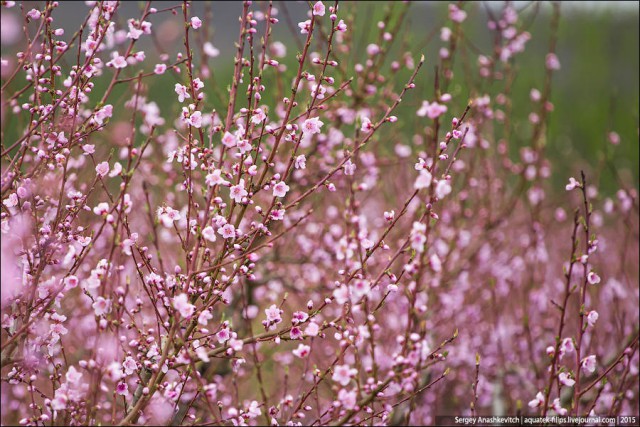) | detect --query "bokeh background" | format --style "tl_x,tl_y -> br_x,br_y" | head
3,1 -> 637,196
